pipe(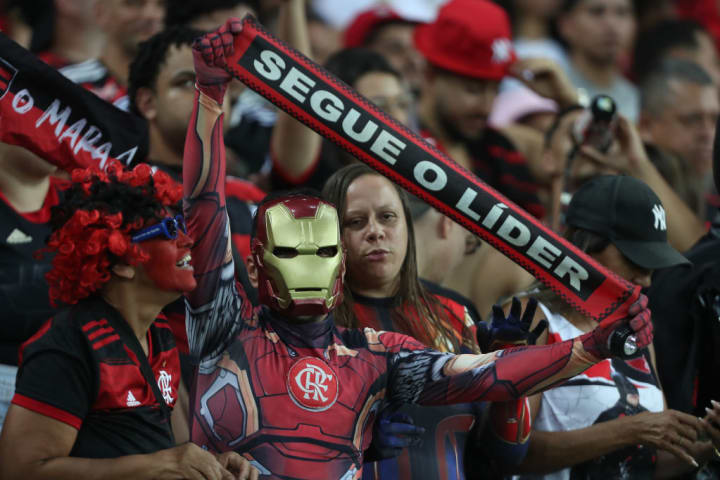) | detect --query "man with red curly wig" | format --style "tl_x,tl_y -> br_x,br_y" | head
0,162 -> 257,479
181,19 -> 655,479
